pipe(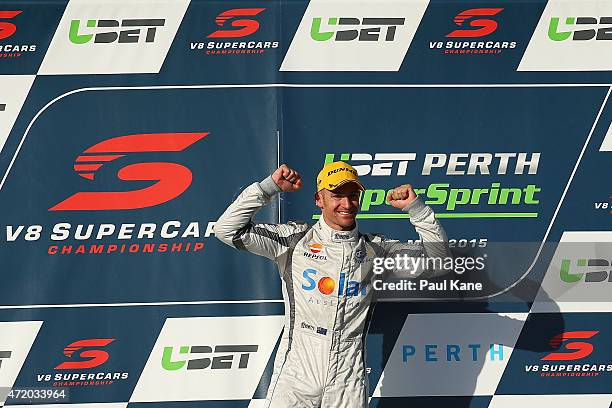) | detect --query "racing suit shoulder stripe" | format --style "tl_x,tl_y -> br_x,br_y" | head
231,223 -> 252,251
232,223 -> 311,254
